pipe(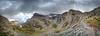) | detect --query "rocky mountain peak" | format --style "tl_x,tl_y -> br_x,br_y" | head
33,13 -> 46,17
31,13 -> 47,18
69,9 -> 81,12
62,9 -> 82,16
